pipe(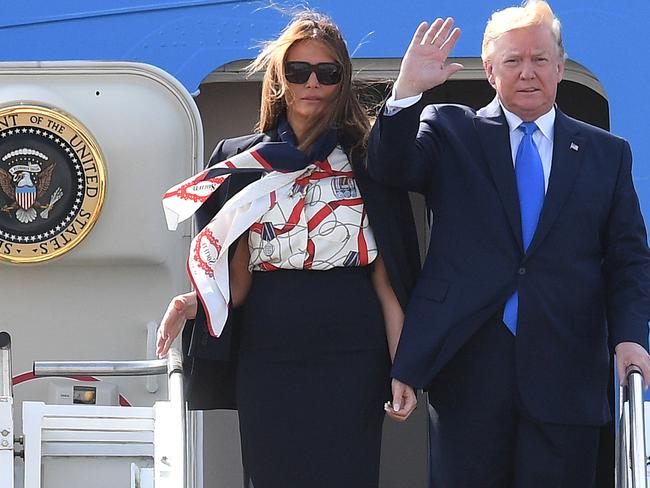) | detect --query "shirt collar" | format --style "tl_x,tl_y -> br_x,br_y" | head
498,100 -> 556,142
